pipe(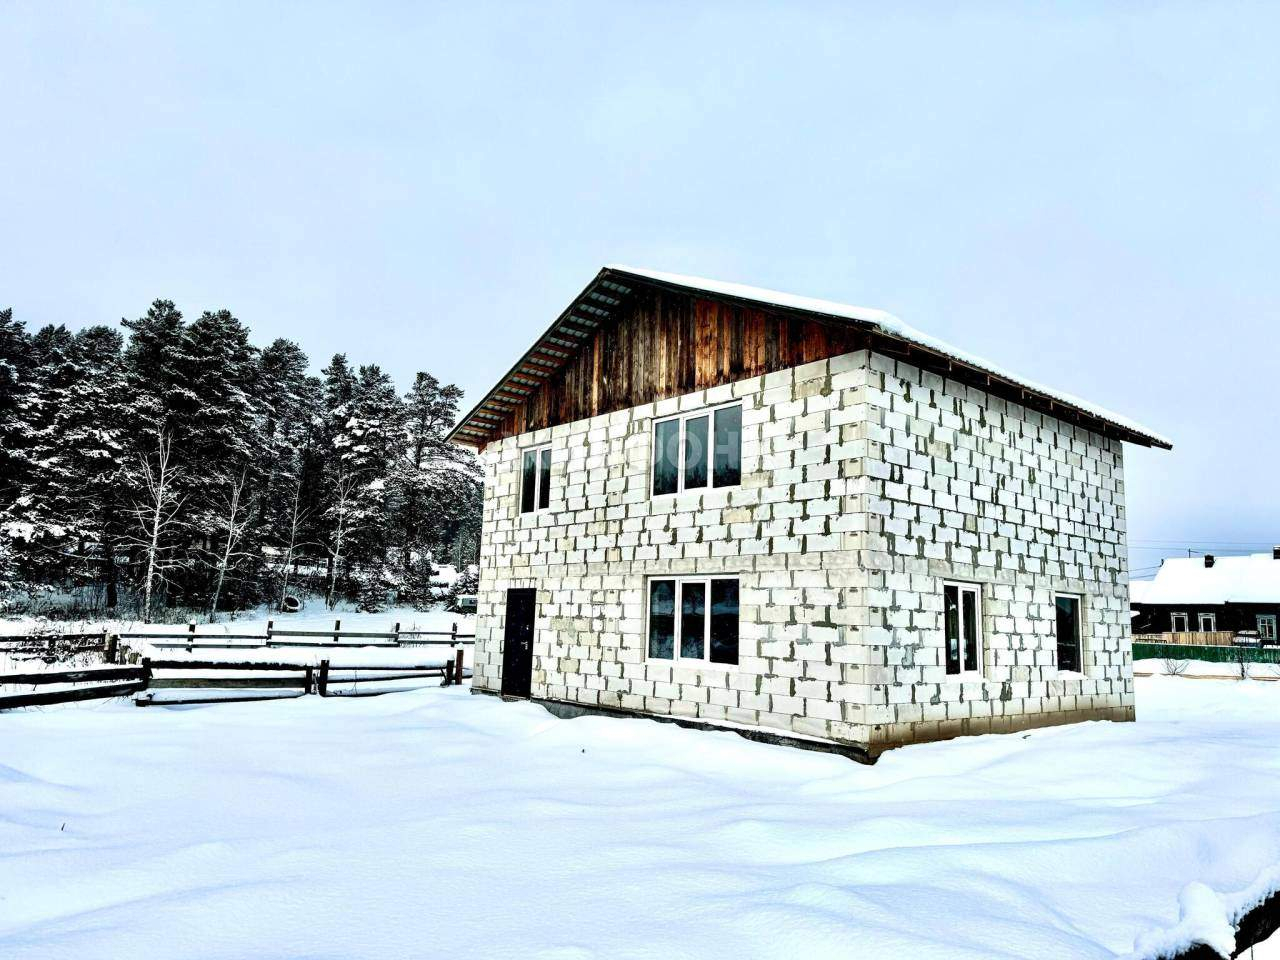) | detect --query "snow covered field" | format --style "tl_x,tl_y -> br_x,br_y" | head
2,676 -> 1279,959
